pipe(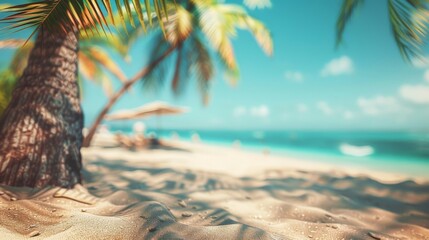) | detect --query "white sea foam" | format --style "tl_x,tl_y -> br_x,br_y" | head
339,143 -> 374,157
